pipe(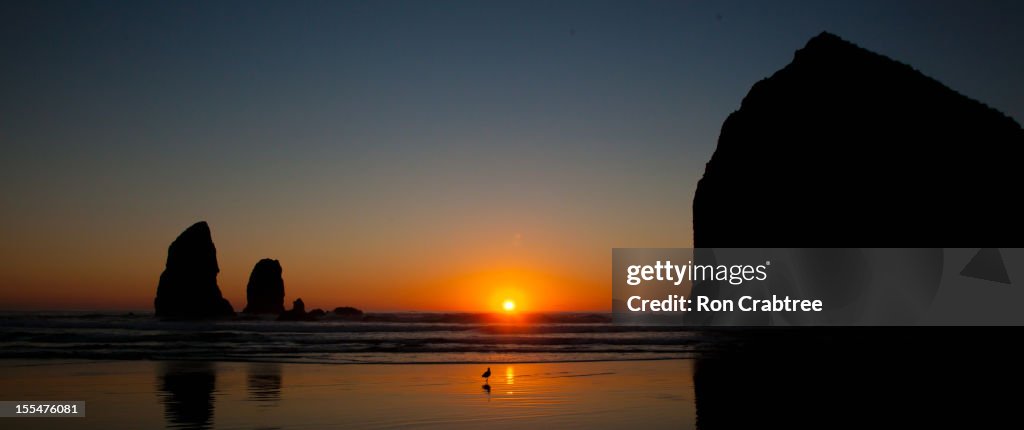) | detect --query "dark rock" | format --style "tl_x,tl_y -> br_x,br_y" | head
242,259 -> 285,314
277,298 -> 312,321
332,306 -> 364,320
688,34 -> 1024,427
154,222 -> 234,318
693,31 -> 1024,248
308,309 -> 326,318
